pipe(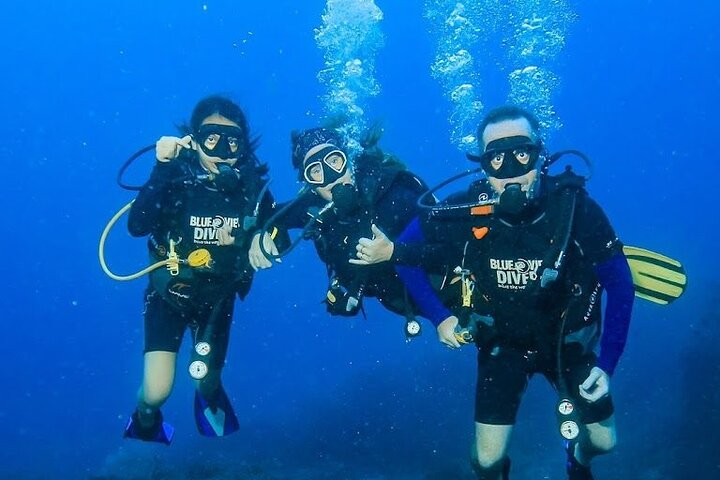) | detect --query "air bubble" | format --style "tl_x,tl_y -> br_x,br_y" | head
315,1 -> 384,153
